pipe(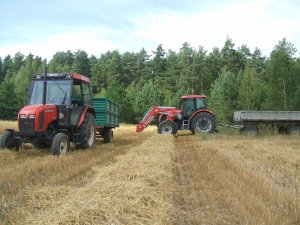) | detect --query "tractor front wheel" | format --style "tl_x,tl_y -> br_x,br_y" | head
51,132 -> 70,155
158,120 -> 178,135
76,113 -> 96,149
0,130 -> 17,150
191,112 -> 216,134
